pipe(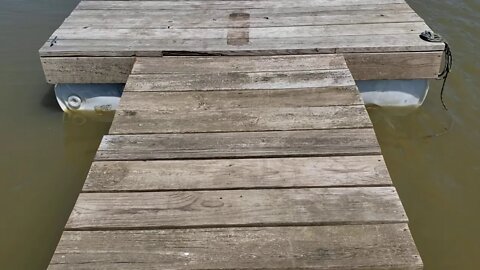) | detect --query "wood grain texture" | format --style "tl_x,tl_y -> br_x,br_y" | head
40,34 -> 444,57
50,22 -> 431,40
76,0 -> 409,11
96,129 -> 382,161
41,57 -> 135,84
125,54 -> 353,92
112,105 -> 371,134
66,187 -> 407,229
124,70 -> 355,92
49,224 -> 422,270
118,86 -> 362,108
345,51 -> 444,80
61,11 -> 423,29
39,50 -> 444,84
131,55 -> 348,74
84,156 -> 392,192
110,87 -> 370,134
68,3 -> 414,17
